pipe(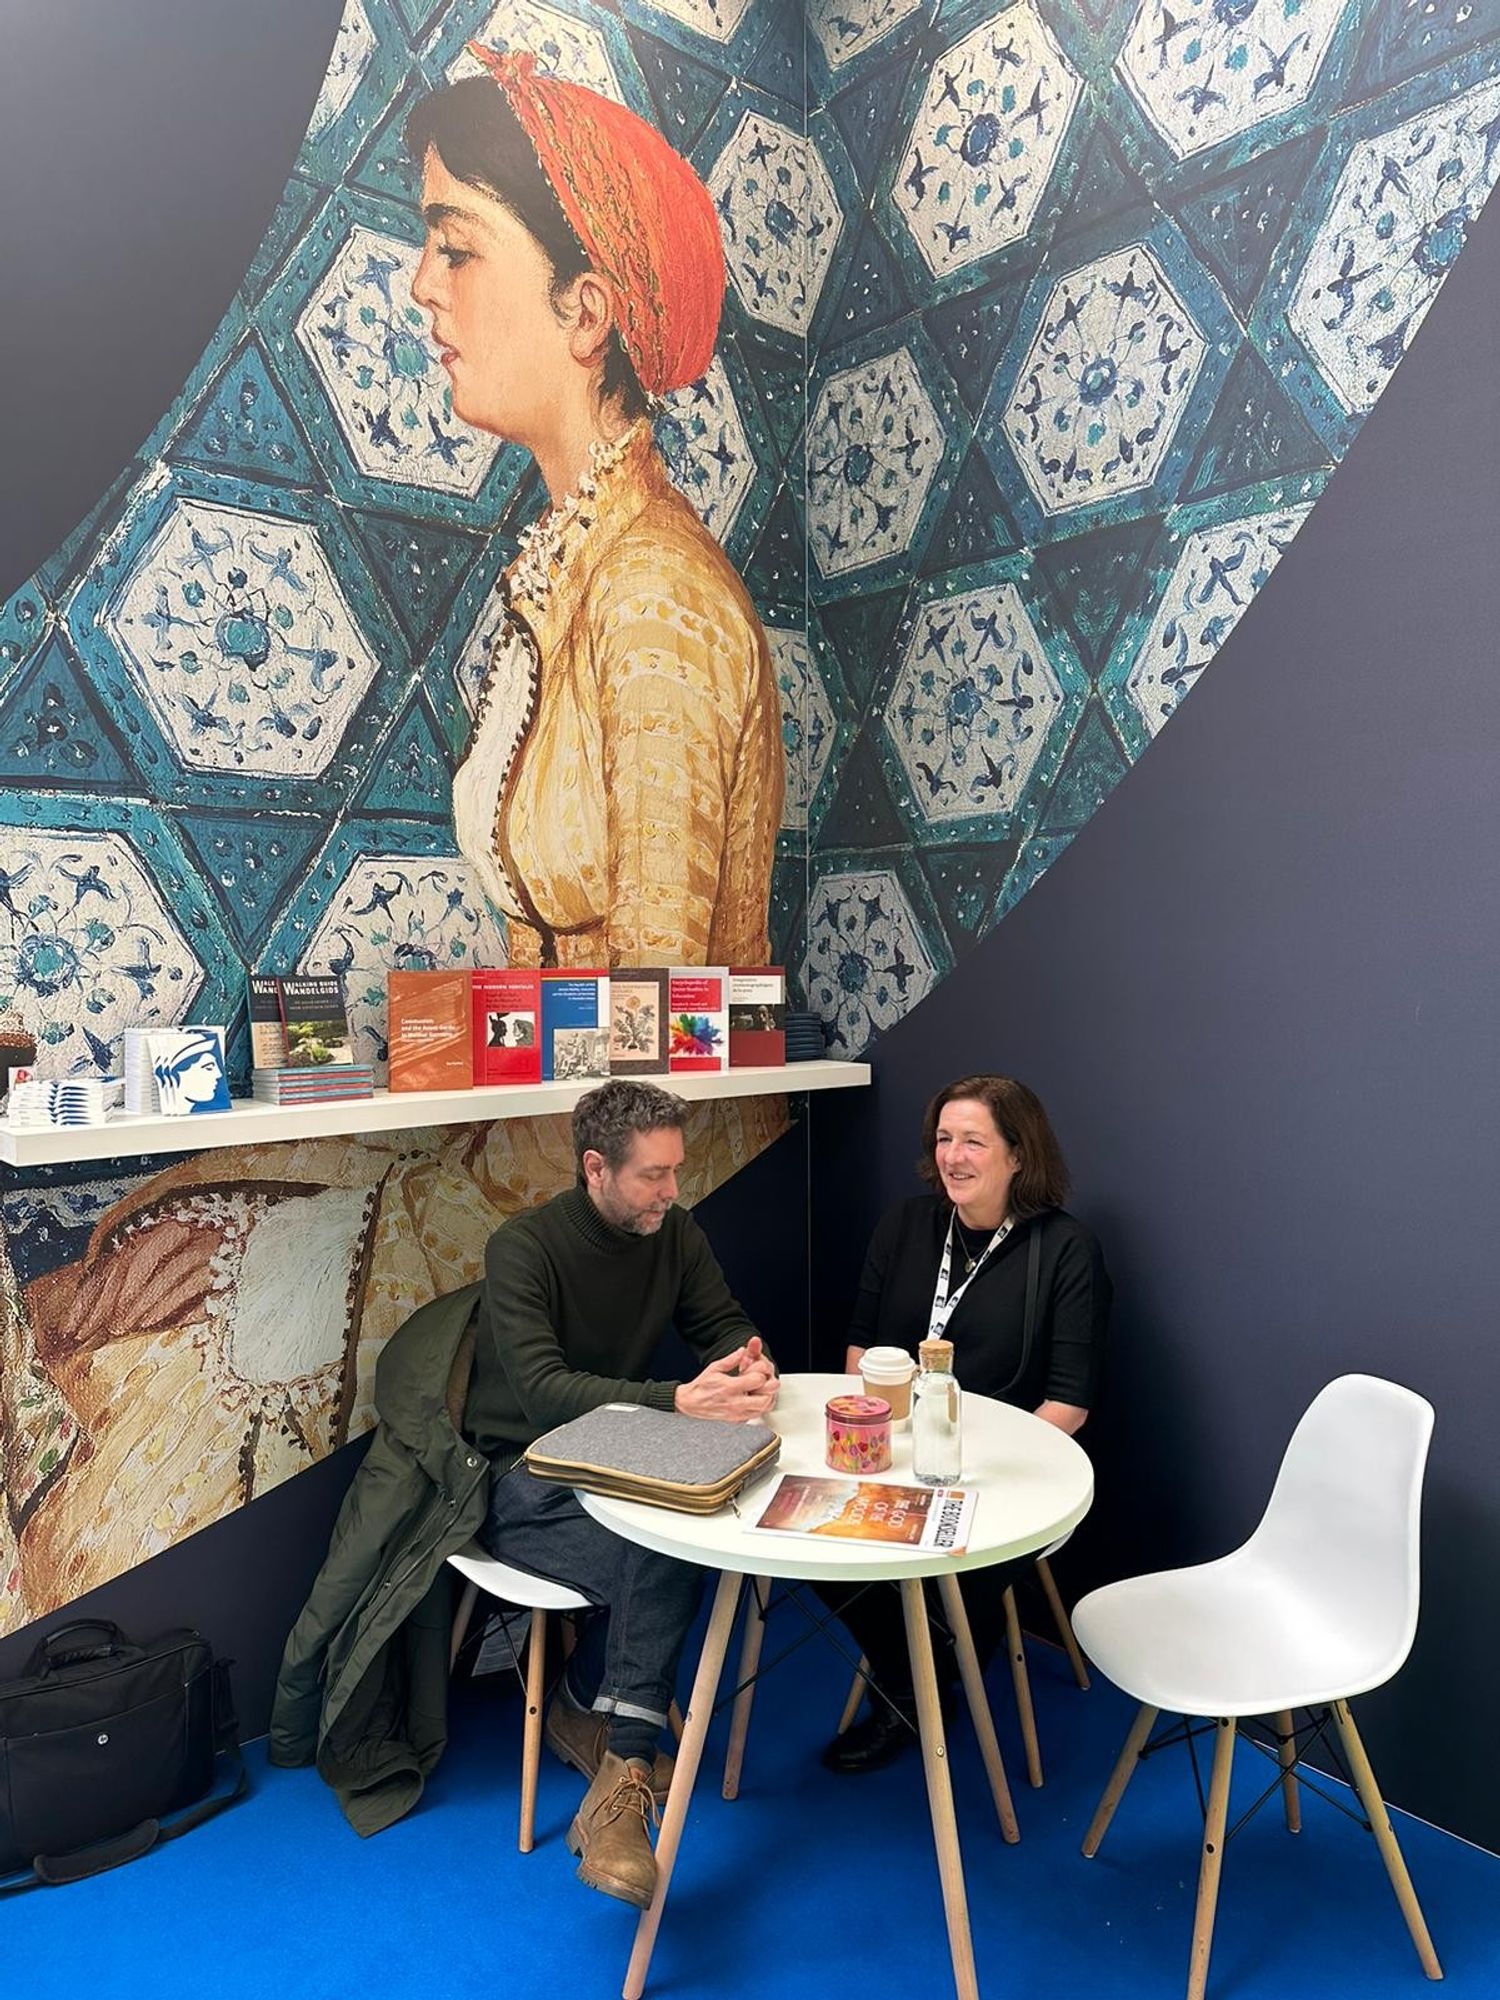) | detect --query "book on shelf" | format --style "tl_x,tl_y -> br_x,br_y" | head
540,970 -> 611,1083
728,967 -> 786,1067
246,973 -> 290,1069
668,967 -> 729,1074
472,967 -> 542,1086
607,968 -> 669,1076
252,1064 -> 374,1103
278,975 -> 355,1067
750,1475 -> 976,1555
144,1027 -> 232,1117
388,970 -> 474,1092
